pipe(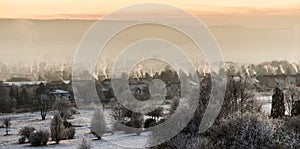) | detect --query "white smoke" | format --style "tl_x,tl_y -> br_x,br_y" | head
292,63 -> 298,73
134,64 -> 143,78
279,65 -> 285,74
